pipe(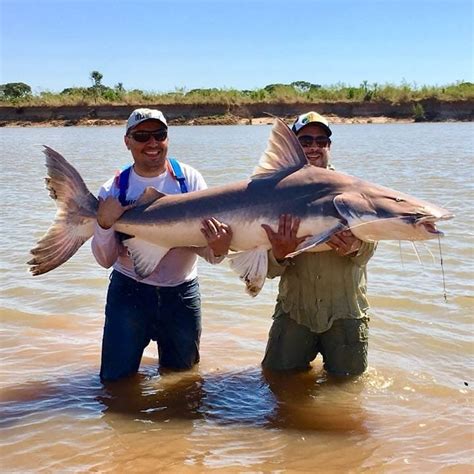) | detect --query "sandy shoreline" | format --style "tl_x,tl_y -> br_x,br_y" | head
1,115 -> 419,128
